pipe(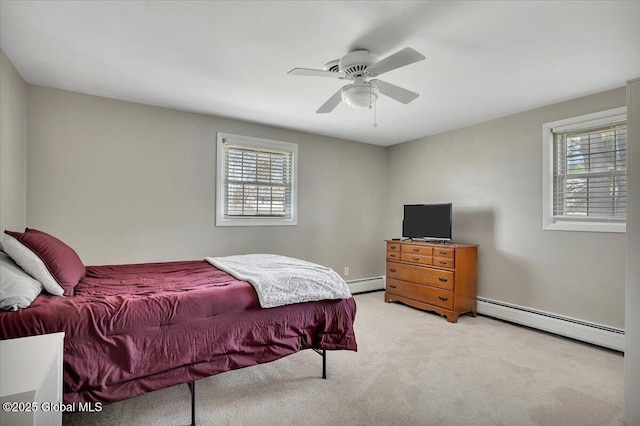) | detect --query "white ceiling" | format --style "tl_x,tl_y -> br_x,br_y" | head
1,1 -> 639,146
